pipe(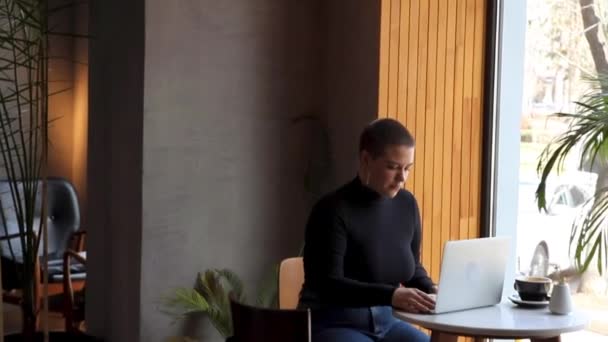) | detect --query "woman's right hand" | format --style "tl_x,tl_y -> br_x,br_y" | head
391,287 -> 436,313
